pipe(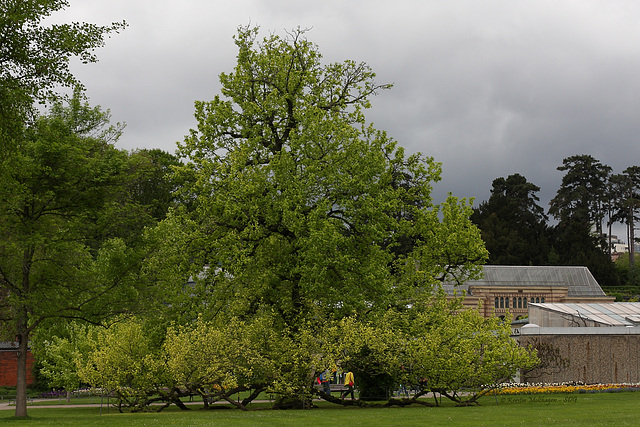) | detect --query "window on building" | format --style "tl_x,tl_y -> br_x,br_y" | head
523,297 -> 527,308
495,297 -> 499,308
513,297 -> 517,308
518,297 -> 522,308
505,298 -> 509,309
500,297 -> 504,308
541,297 -> 545,303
